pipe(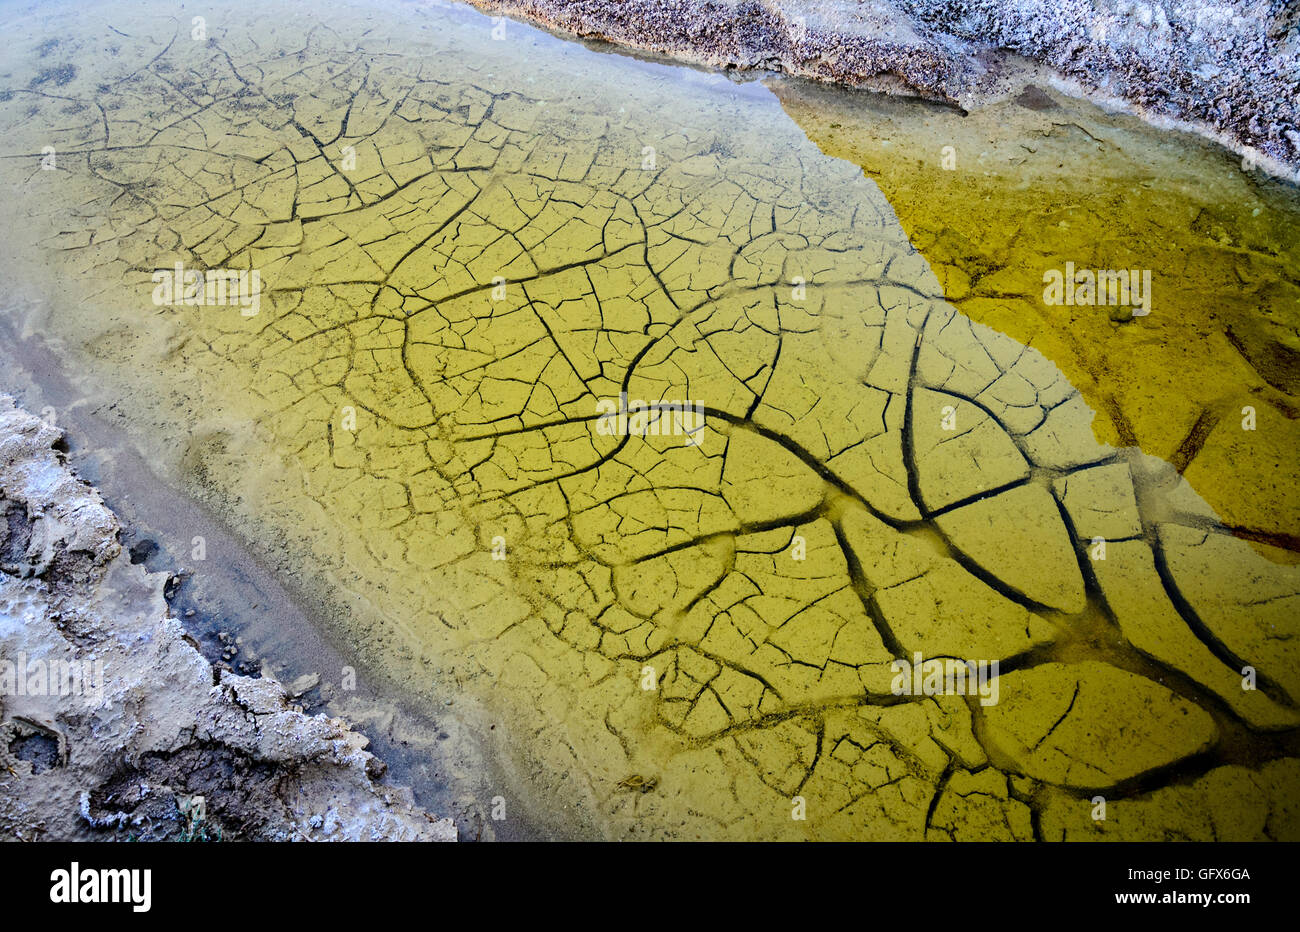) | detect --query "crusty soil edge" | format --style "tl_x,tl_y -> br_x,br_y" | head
0,393 -> 455,841
457,0 -> 1300,180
